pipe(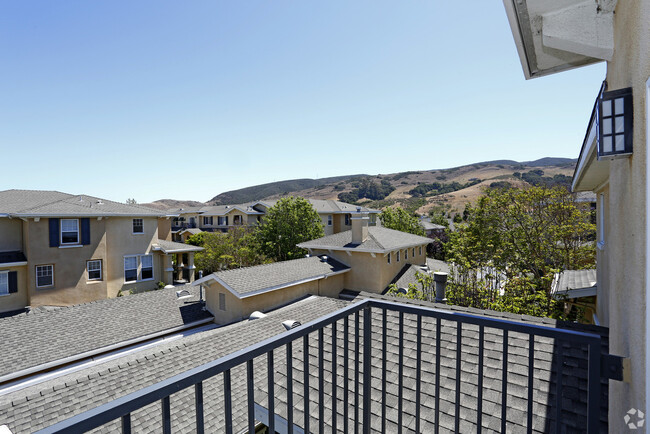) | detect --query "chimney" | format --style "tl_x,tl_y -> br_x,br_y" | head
434,272 -> 448,304
351,207 -> 369,244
